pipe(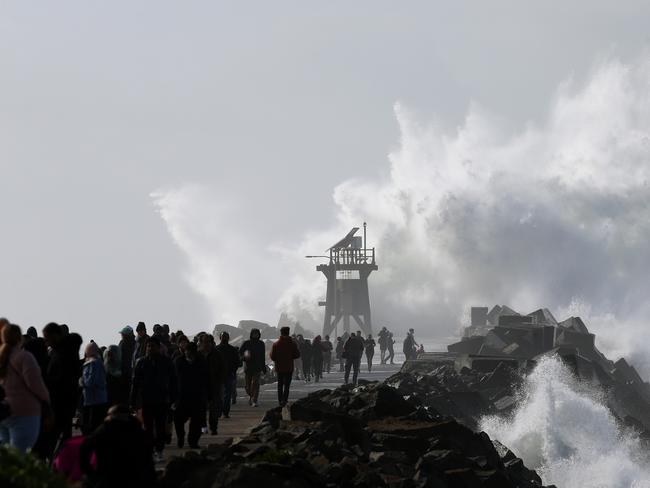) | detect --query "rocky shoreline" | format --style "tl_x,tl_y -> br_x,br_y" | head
160,305 -> 650,487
